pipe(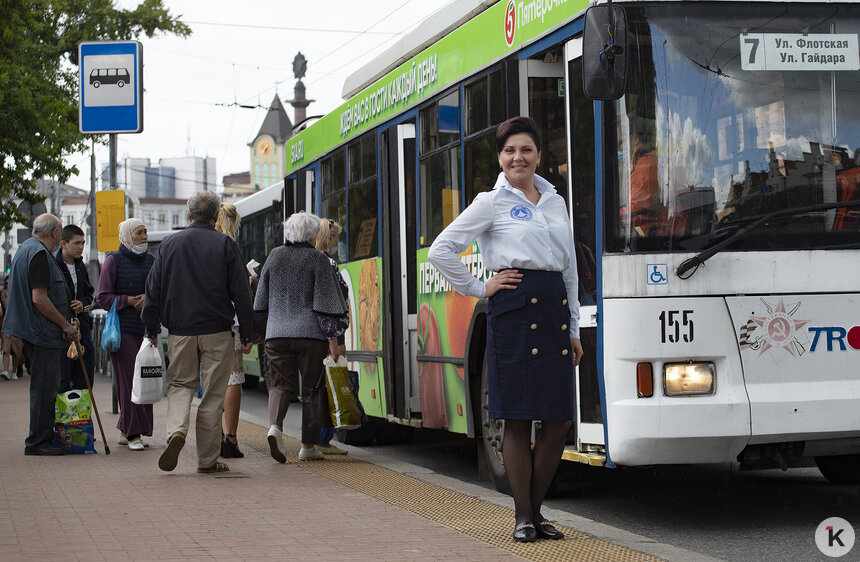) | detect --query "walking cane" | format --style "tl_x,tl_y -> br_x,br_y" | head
70,318 -> 110,455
